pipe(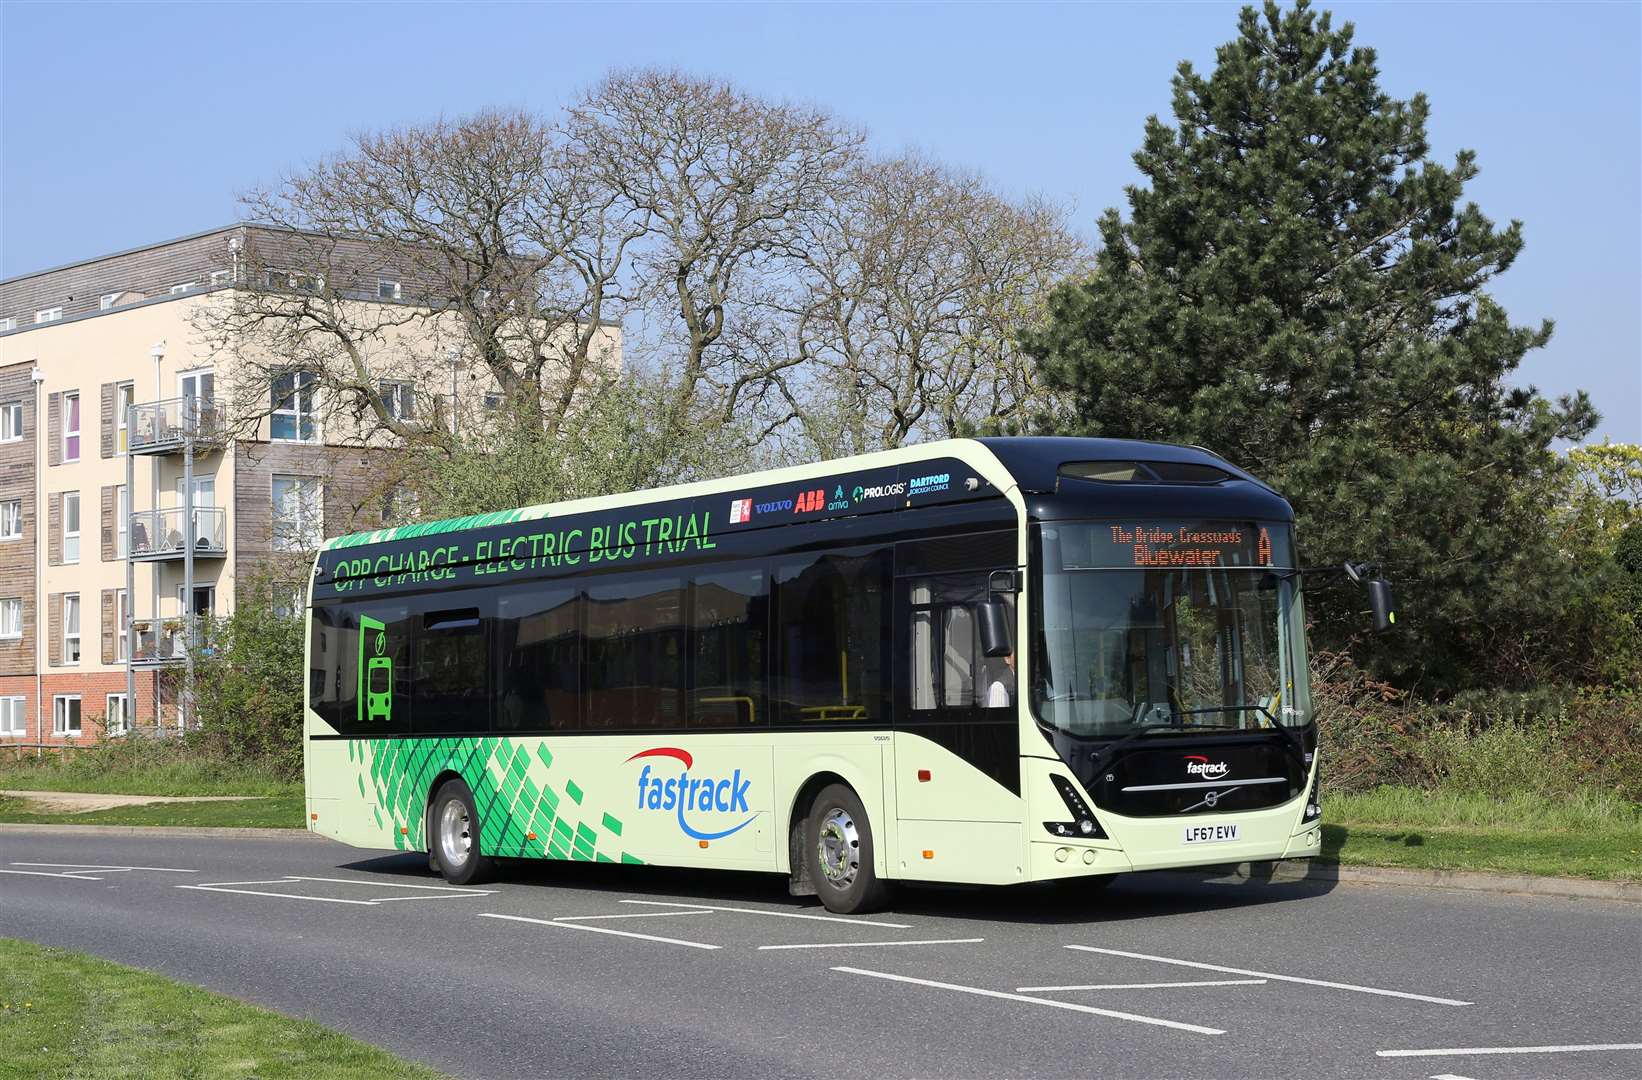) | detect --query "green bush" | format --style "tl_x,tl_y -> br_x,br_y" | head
187,579 -> 306,782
